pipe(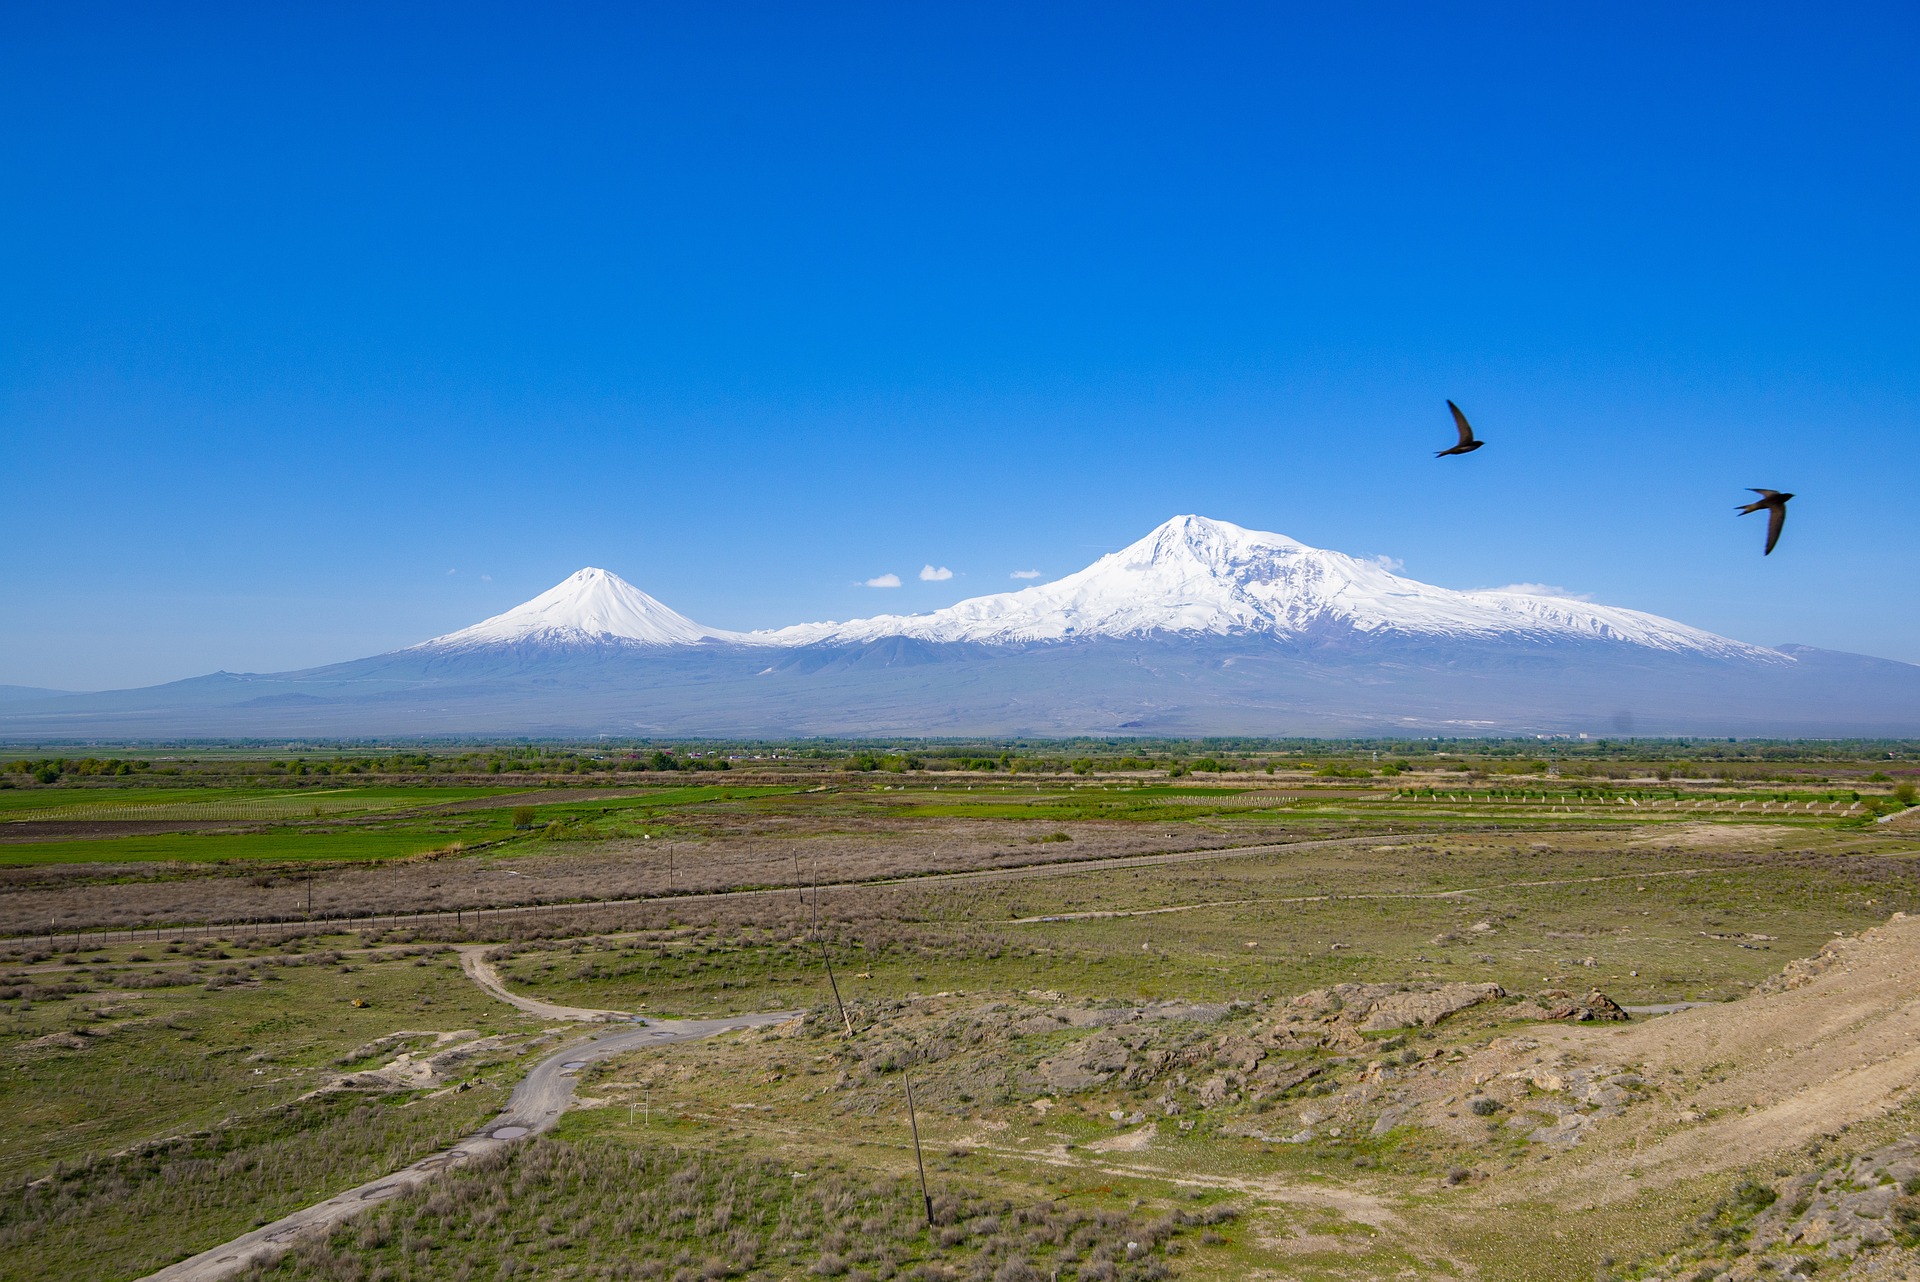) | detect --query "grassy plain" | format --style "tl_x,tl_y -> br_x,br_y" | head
1,743 -> 1918,1280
